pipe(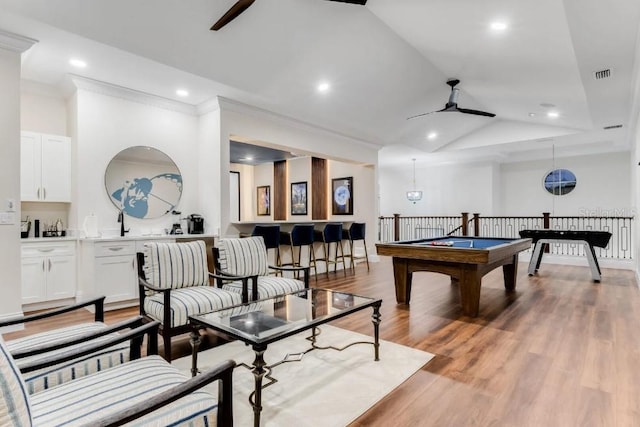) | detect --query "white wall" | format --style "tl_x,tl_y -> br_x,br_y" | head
634,122 -> 640,278
378,162 -> 497,216
329,160 -> 376,221
72,89 -> 202,235
501,152 -> 631,216
20,81 -> 67,135
197,106 -> 222,235
0,35 -> 34,320
379,152 -> 631,219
